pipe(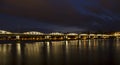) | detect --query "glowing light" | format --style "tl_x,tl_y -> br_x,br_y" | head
114,32 -> 120,36
80,34 -> 88,36
67,33 -> 78,35
17,43 -> 21,56
49,32 -> 64,35
0,30 -> 12,34
16,35 -> 20,39
23,31 -> 44,35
